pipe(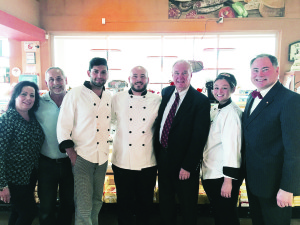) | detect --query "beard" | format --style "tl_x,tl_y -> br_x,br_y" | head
91,78 -> 106,88
131,83 -> 148,93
